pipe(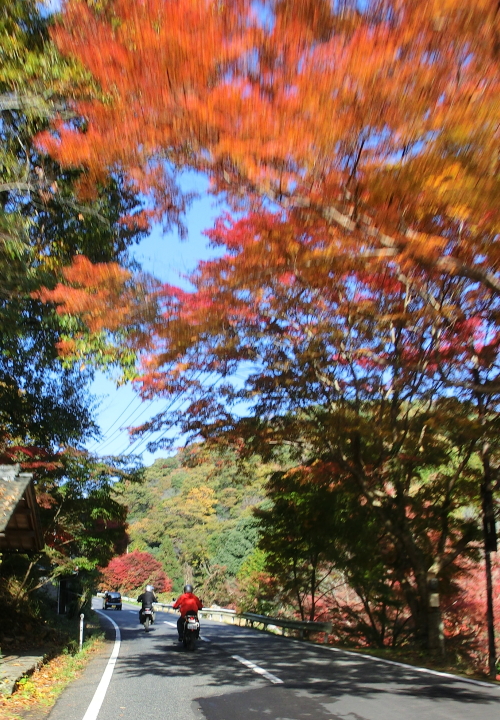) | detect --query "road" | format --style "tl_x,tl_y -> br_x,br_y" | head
48,599 -> 500,720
